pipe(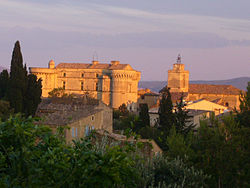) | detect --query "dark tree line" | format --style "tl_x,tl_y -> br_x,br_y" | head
0,41 -> 42,118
